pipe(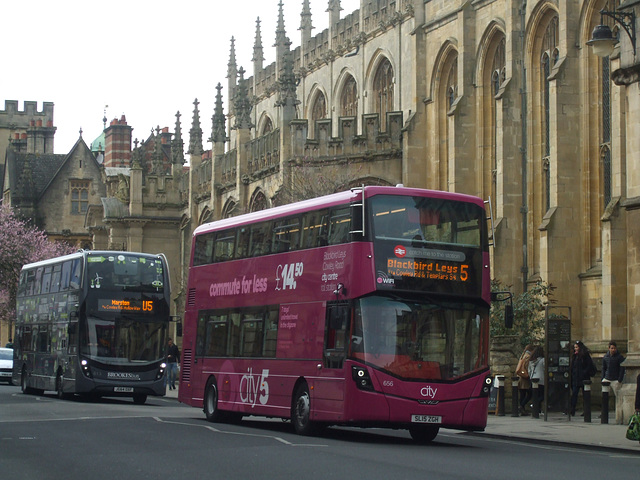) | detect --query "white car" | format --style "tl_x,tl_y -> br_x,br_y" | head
0,347 -> 13,385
